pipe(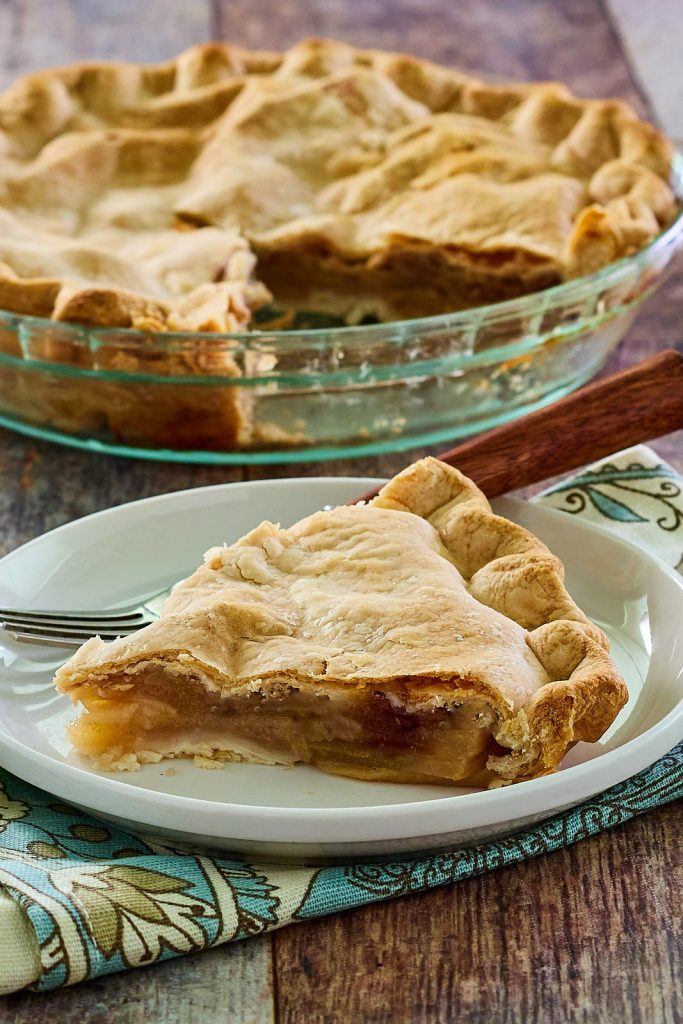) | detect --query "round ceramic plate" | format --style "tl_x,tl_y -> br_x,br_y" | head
0,478 -> 681,863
